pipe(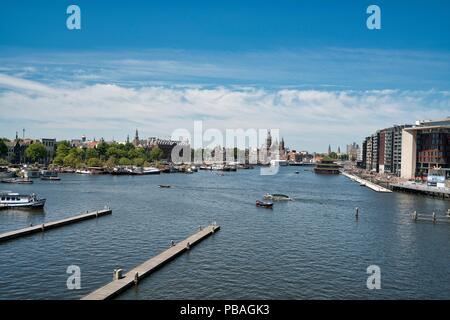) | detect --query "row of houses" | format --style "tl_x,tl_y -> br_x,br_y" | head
360,118 -> 450,179
5,137 -> 56,165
